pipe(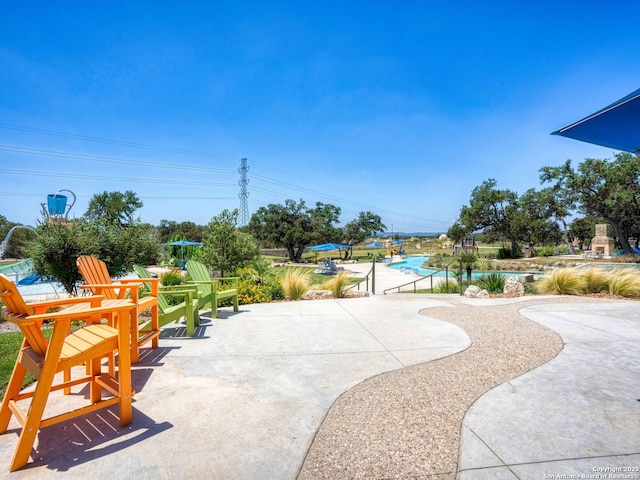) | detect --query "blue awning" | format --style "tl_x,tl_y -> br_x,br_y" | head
552,88 -> 640,154
307,243 -> 352,251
